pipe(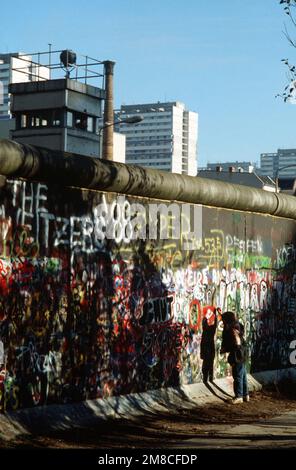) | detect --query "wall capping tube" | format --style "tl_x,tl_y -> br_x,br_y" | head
0,138 -> 296,219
